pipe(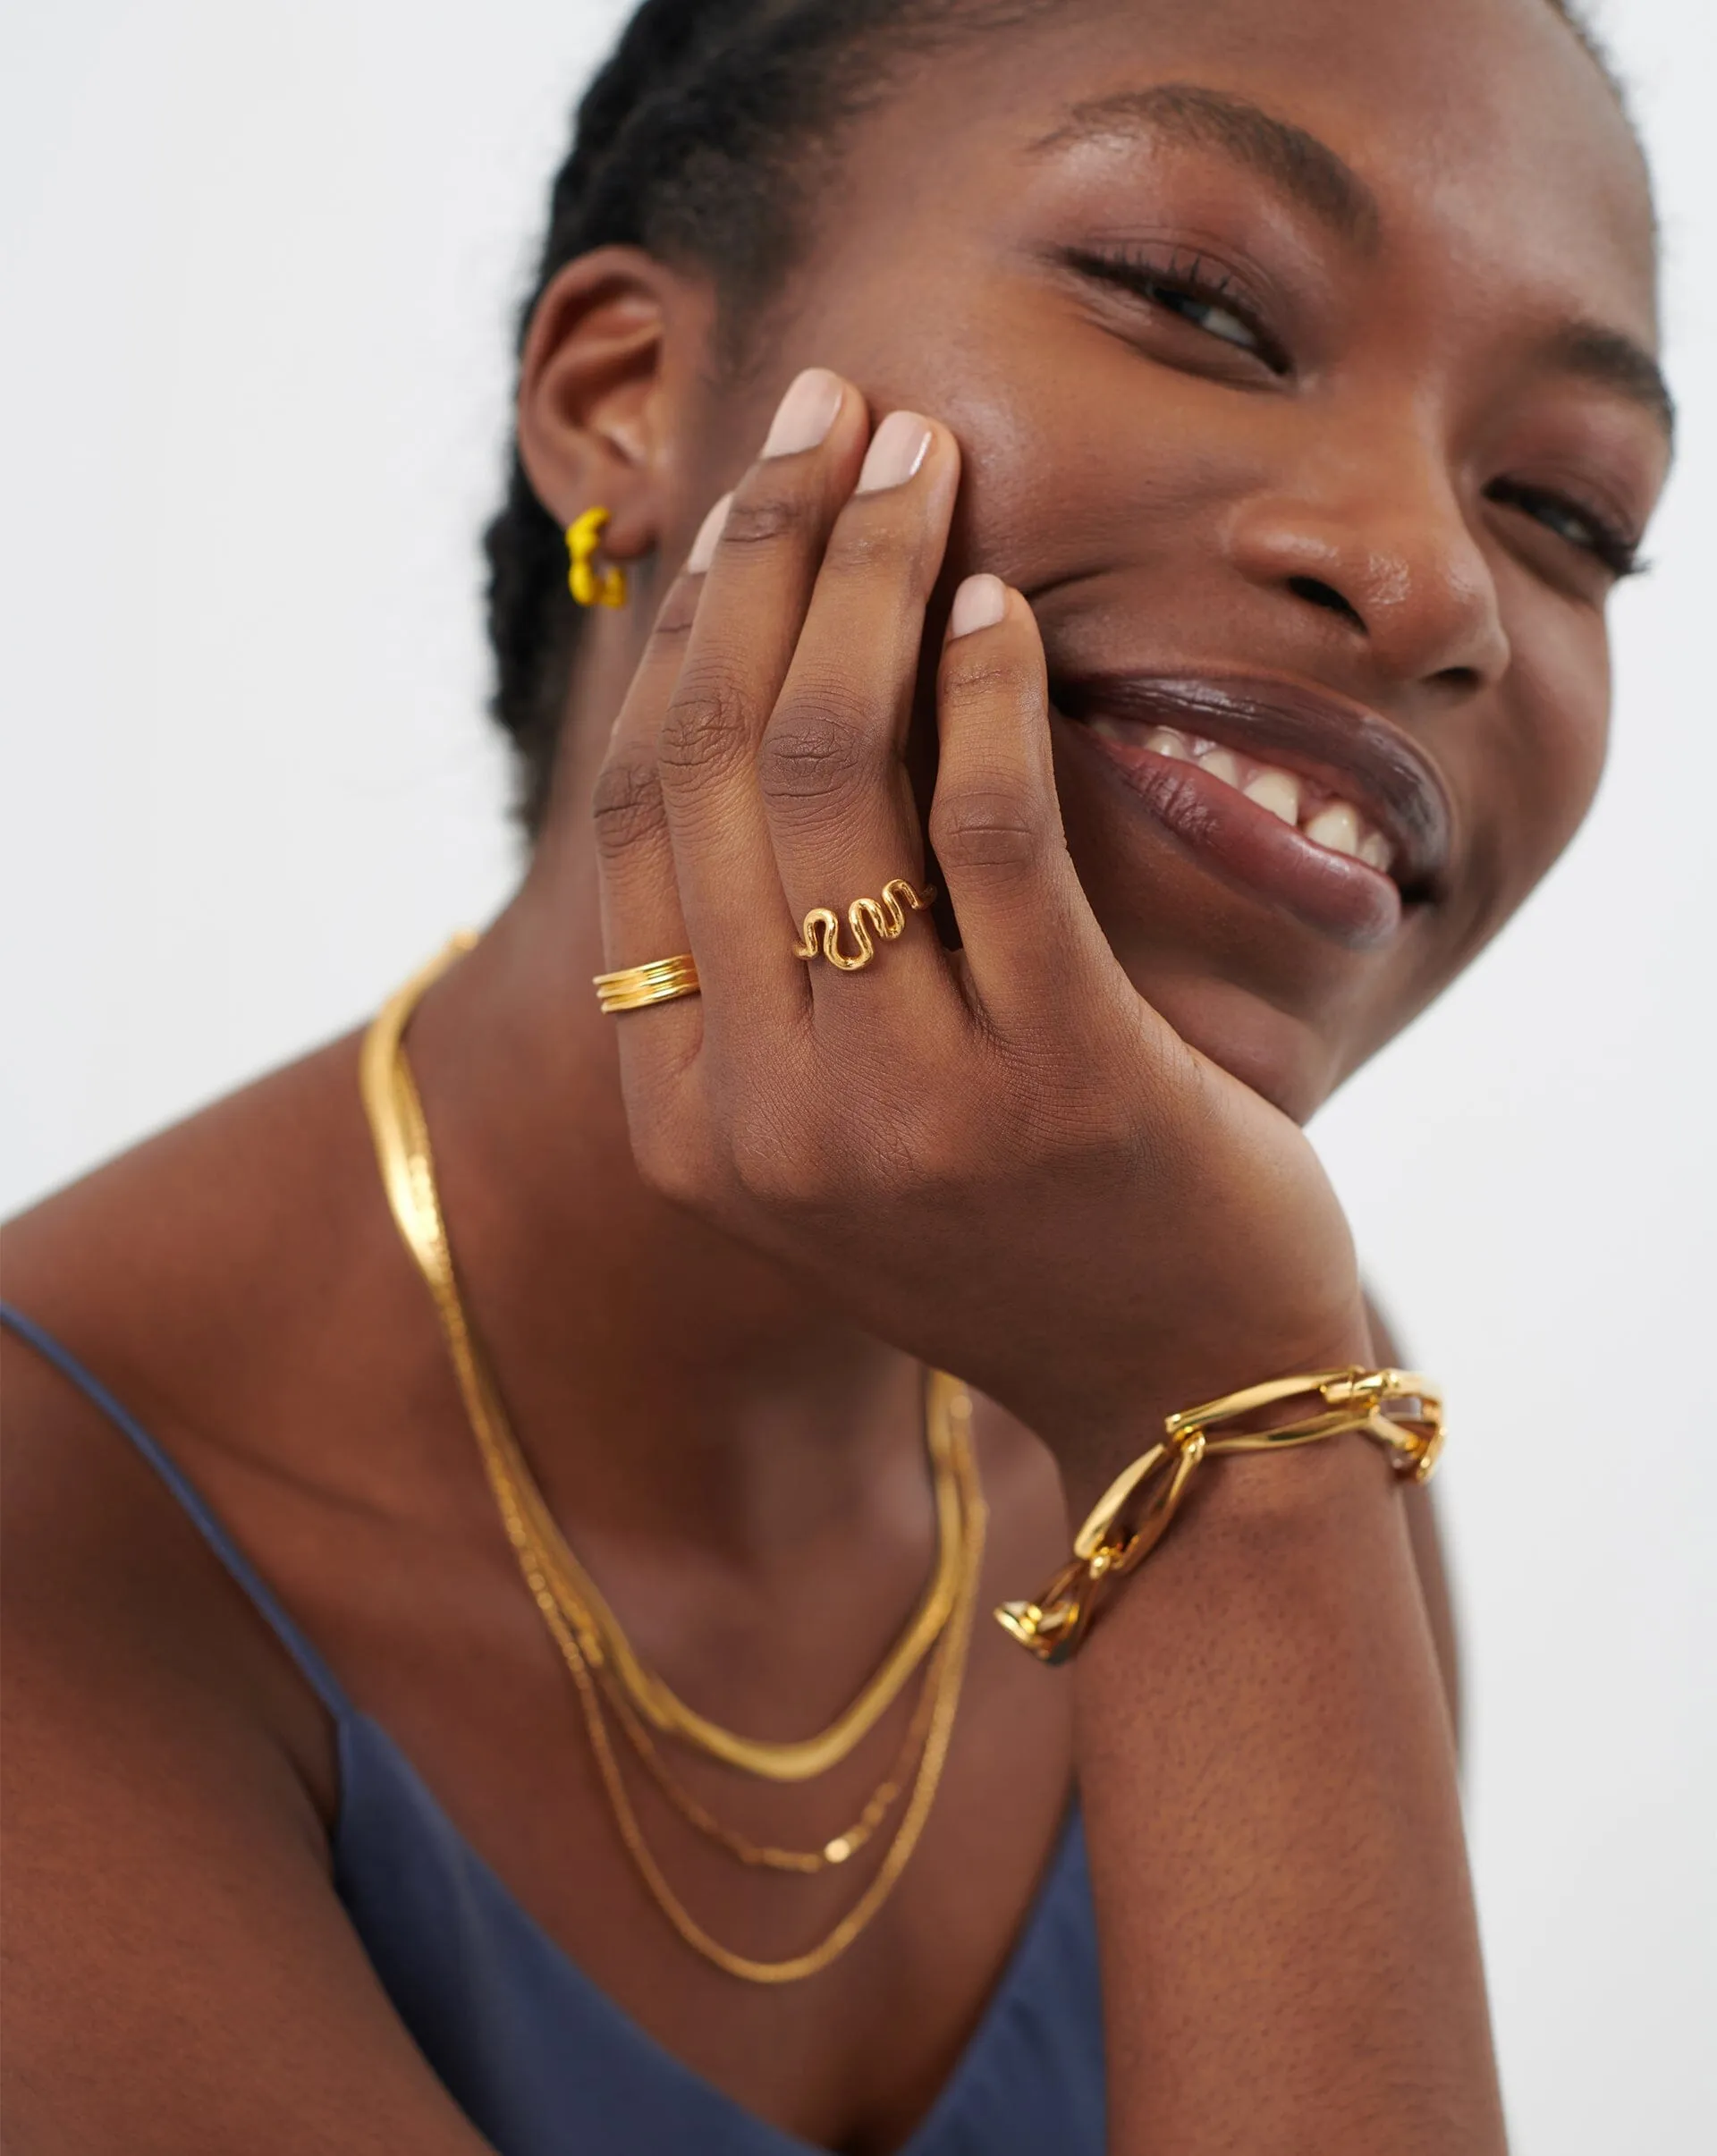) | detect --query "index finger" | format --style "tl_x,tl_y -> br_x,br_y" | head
589,503 -> 726,1035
